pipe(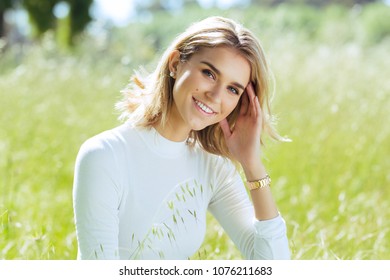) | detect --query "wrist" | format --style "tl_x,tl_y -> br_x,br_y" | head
241,159 -> 267,182
246,174 -> 271,191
